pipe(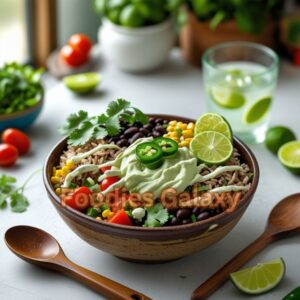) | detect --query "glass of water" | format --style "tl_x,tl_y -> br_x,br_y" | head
202,42 -> 279,144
